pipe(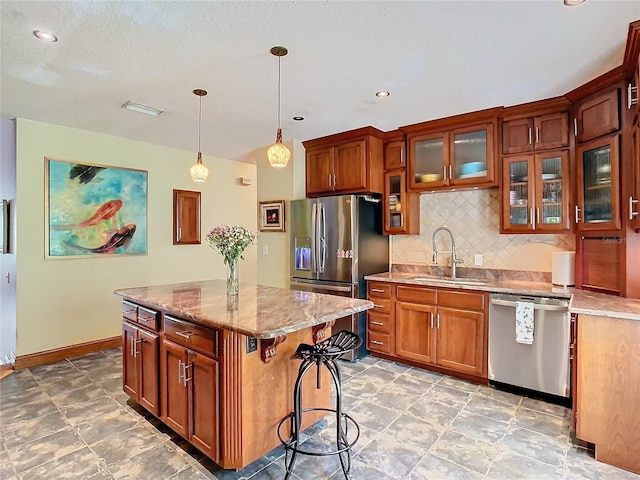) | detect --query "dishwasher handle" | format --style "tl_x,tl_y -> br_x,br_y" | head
490,298 -> 568,312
